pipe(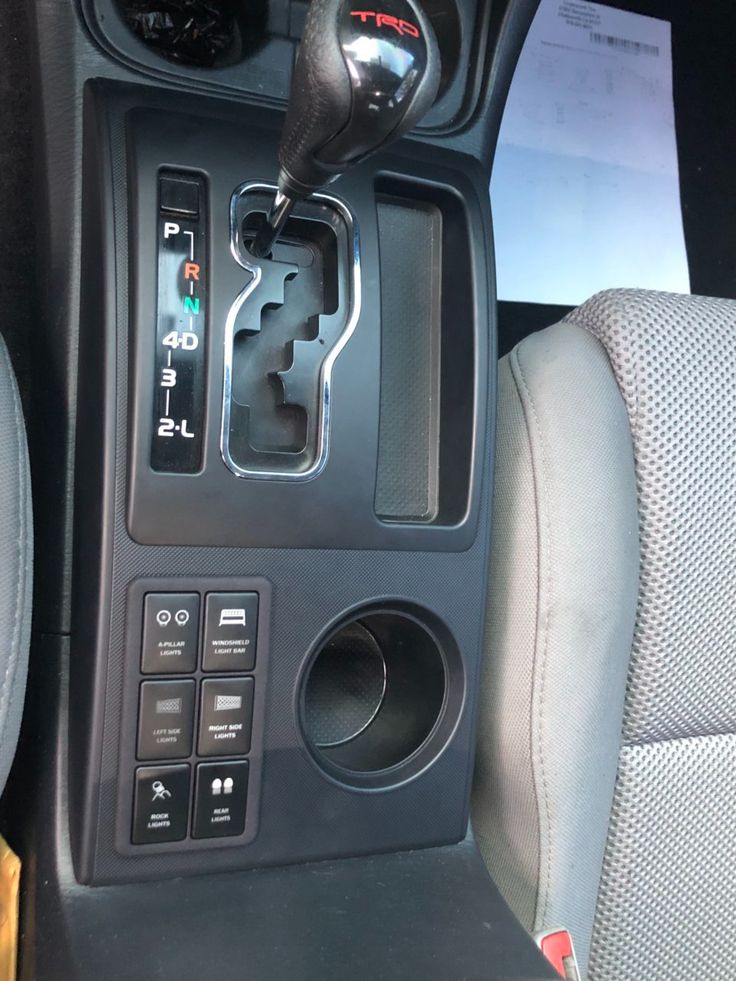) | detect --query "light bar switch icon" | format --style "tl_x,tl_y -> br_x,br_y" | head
219,608 -> 247,628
